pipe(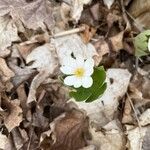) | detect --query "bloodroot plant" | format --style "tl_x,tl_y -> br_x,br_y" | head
60,56 -> 107,102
